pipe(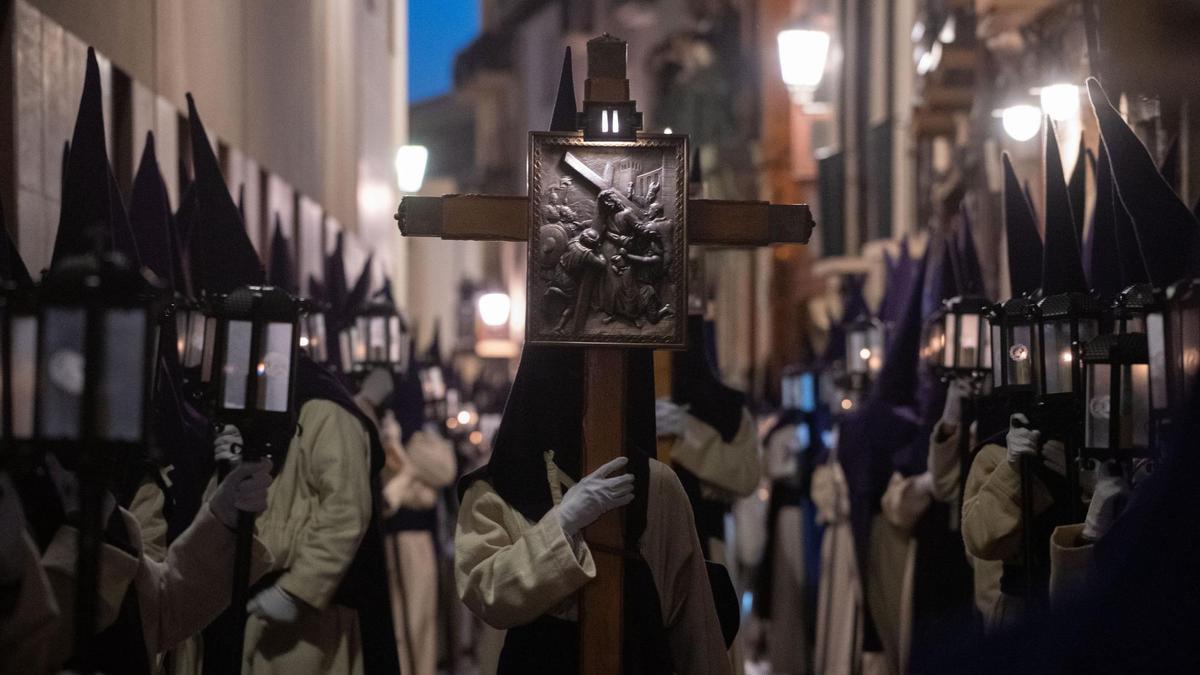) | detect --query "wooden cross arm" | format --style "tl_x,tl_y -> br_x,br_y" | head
396,195 -> 815,245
